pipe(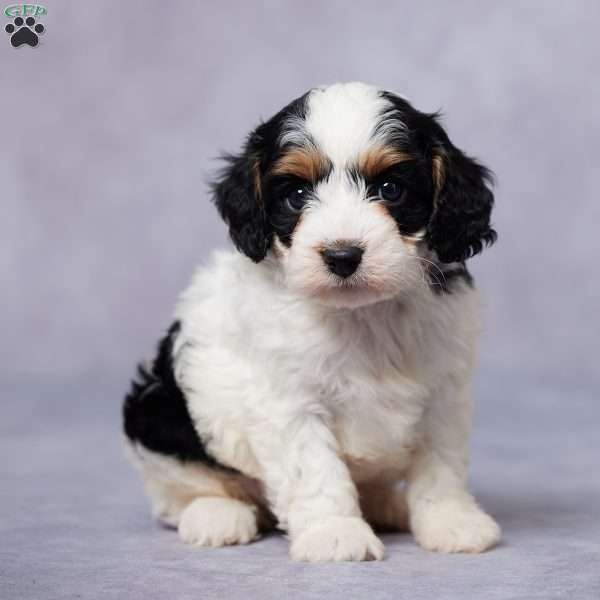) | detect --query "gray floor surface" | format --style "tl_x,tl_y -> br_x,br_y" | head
1,368 -> 599,600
